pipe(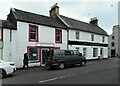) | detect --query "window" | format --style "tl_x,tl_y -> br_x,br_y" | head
55,29 -> 62,43
65,50 -> 73,55
111,42 -> 115,47
91,34 -> 94,41
83,48 -> 87,57
93,48 -> 98,57
0,28 -> 2,40
76,31 -> 79,40
28,47 -> 39,61
102,36 -> 105,42
73,50 -> 80,55
29,24 -> 38,42
76,47 -> 79,50
112,36 -> 114,40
